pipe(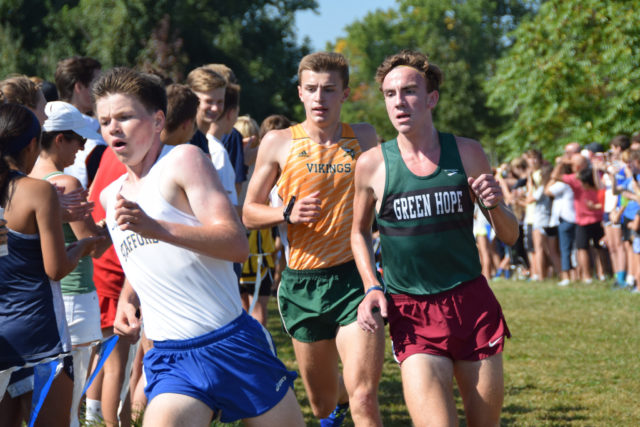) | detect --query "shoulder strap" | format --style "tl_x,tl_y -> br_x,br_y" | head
43,171 -> 64,181
290,123 -> 307,140
438,132 -> 465,172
